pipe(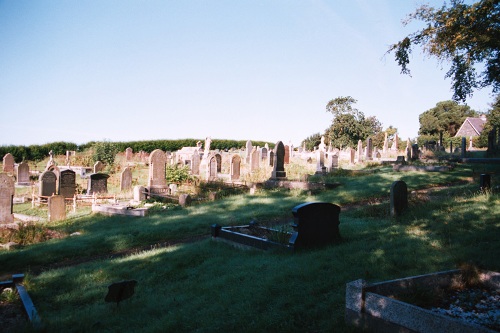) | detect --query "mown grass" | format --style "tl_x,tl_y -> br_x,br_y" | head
1,163 -> 499,332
